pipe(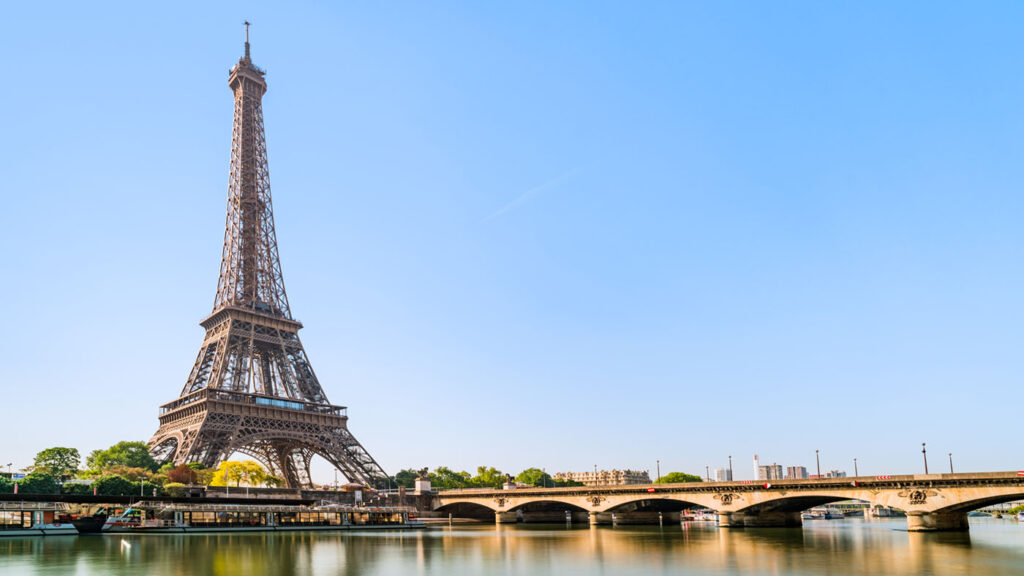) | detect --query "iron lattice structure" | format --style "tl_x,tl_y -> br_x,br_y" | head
148,34 -> 387,488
